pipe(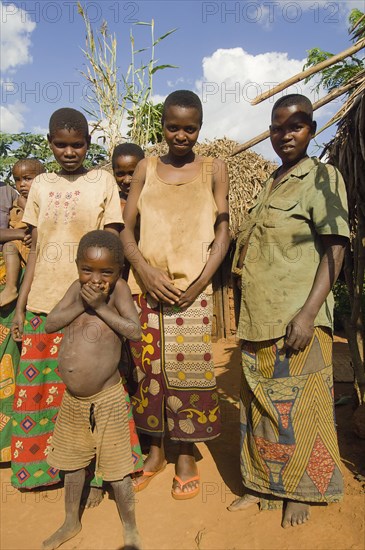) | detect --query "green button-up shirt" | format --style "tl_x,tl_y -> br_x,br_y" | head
233,157 -> 349,341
